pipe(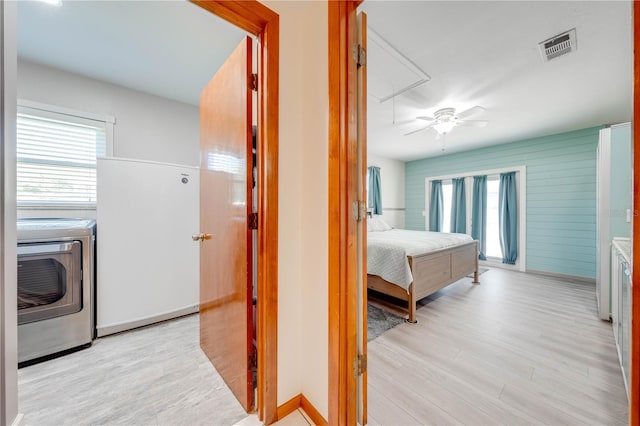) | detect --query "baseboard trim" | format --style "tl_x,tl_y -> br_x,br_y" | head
526,269 -> 596,284
479,259 -> 521,272
276,394 -> 301,420
300,394 -> 328,426
11,413 -> 24,426
276,394 -> 327,425
96,304 -> 199,337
